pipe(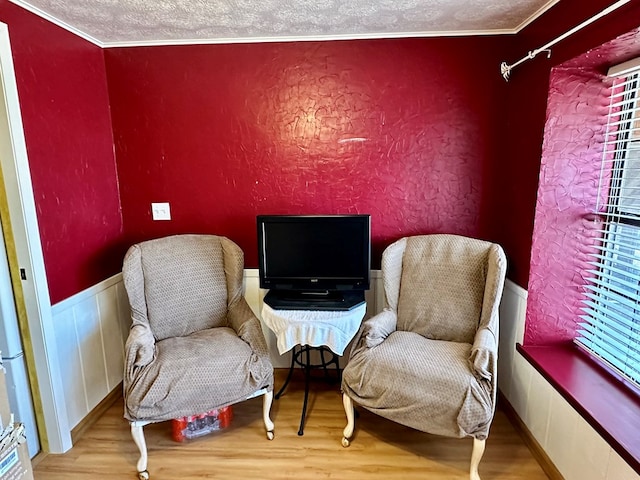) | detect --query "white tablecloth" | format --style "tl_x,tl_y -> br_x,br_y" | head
261,303 -> 367,356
